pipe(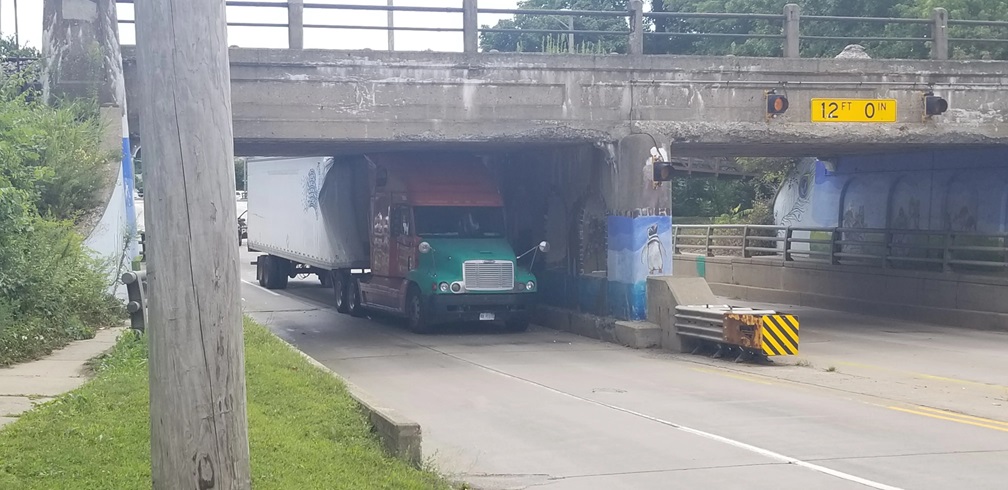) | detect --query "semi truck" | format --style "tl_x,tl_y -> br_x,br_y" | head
246,153 -> 548,333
